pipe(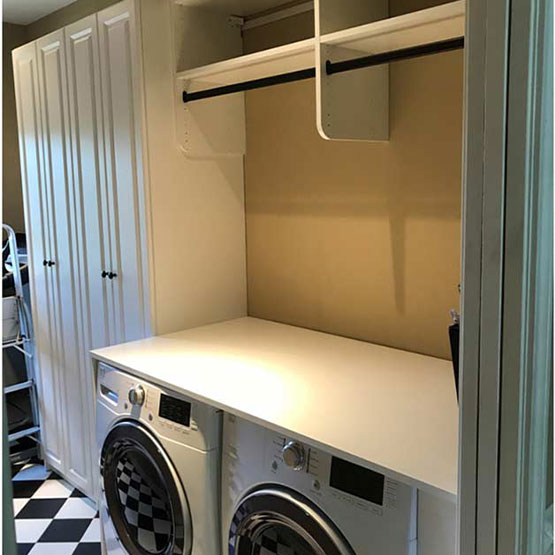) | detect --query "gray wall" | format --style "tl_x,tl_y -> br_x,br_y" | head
3,23 -> 27,233
25,0 -> 120,41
